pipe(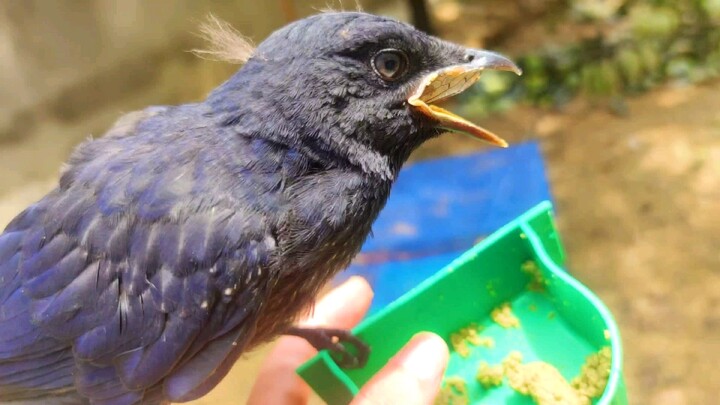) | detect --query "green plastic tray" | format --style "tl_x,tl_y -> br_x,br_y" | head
297,201 -> 627,405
